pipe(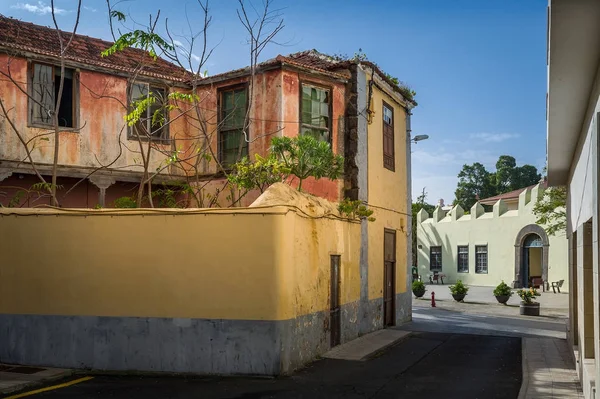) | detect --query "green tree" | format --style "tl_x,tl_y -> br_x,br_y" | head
270,135 -> 344,191
495,155 -> 517,193
533,186 -> 567,236
454,162 -> 495,211
227,154 -> 291,193
412,188 -> 435,266
512,164 -> 541,192
454,156 -> 542,210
